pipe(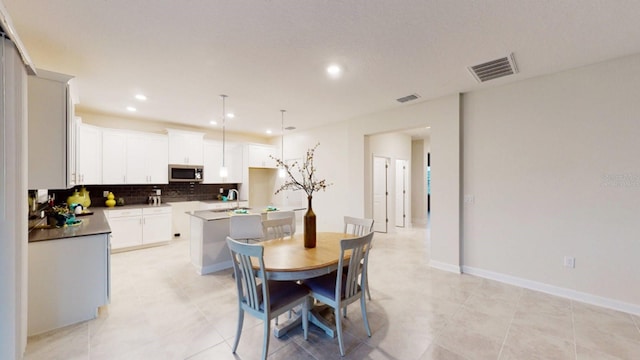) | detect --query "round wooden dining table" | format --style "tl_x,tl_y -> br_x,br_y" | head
258,232 -> 357,281
256,231 -> 358,338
